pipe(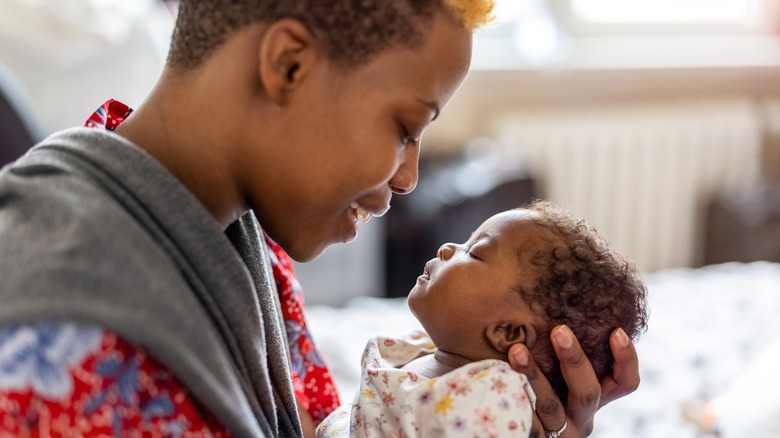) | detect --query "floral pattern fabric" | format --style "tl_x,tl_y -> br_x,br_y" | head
84,98 -> 133,131
0,323 -> 227,437
317,332 -> 536,438
265,236 -> 341,422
